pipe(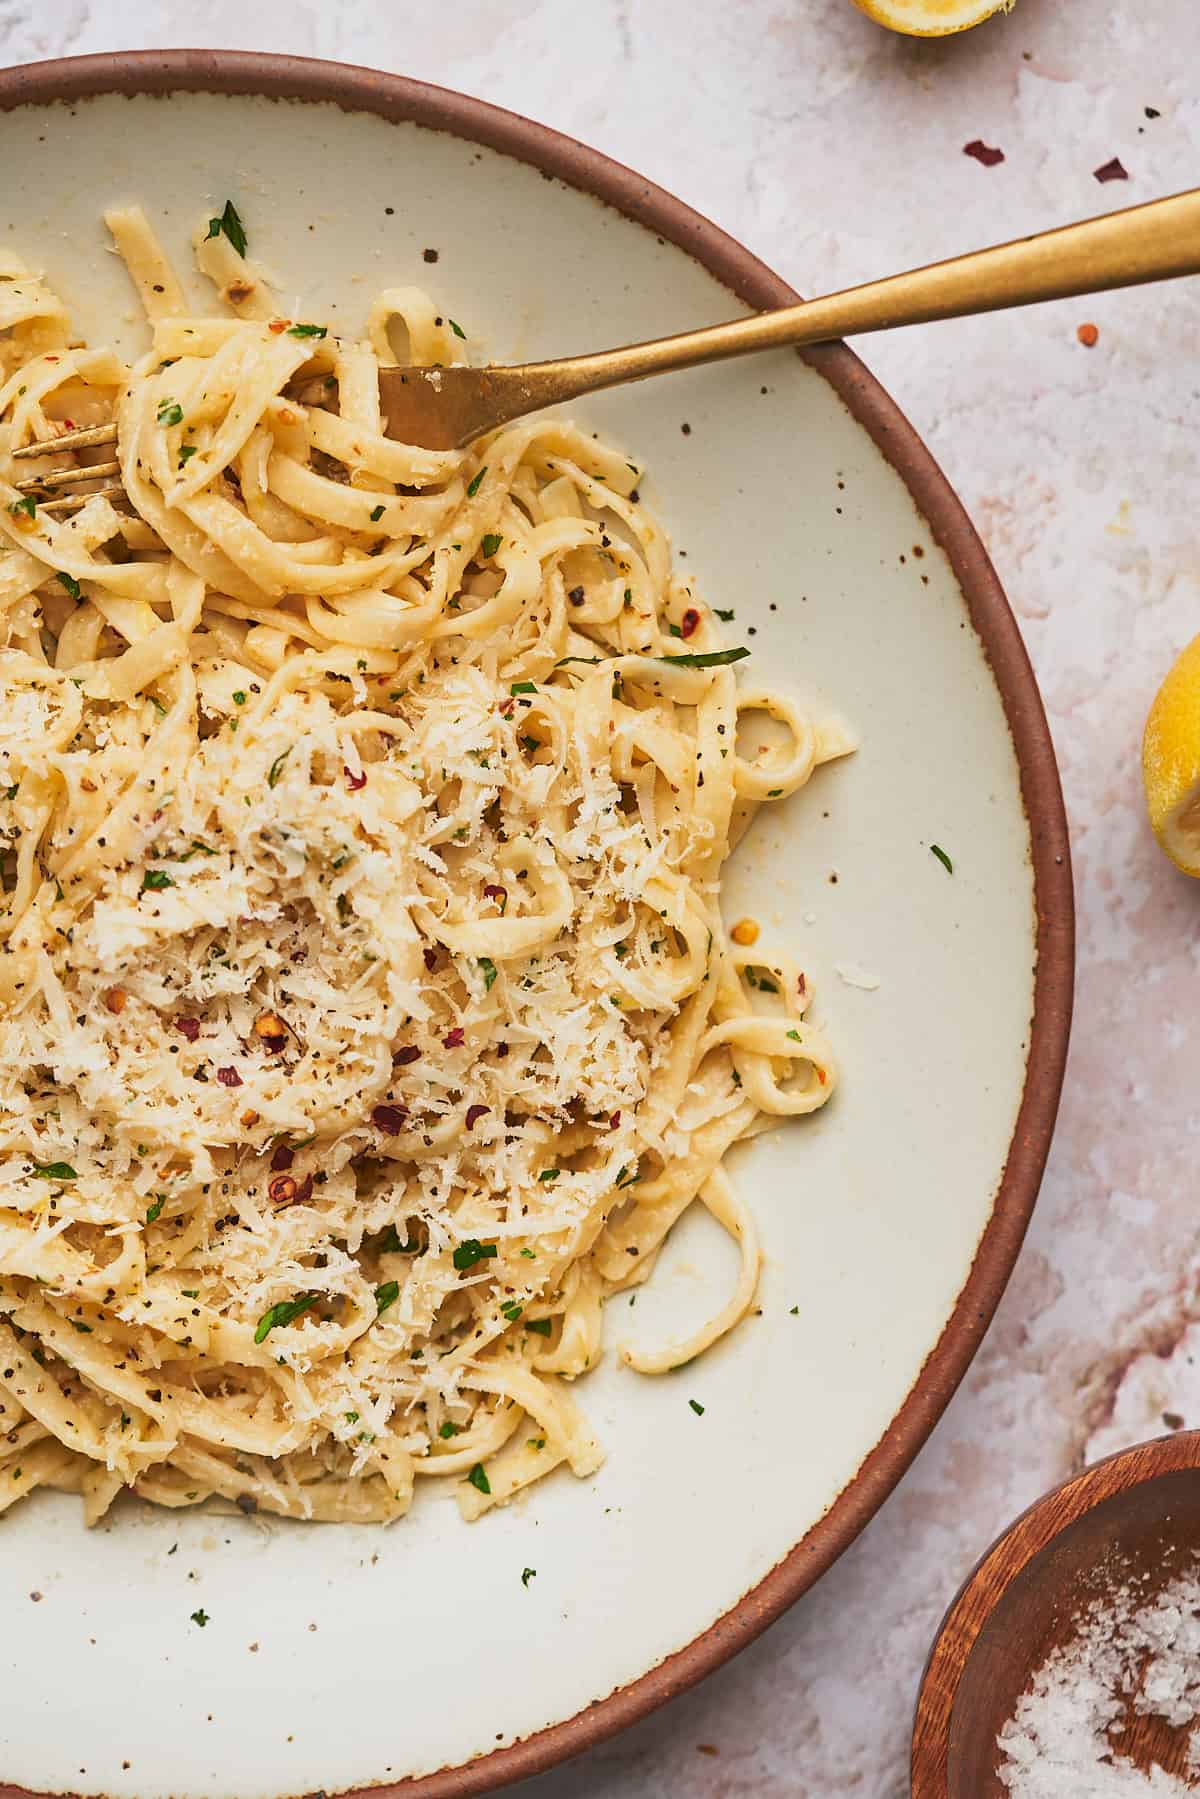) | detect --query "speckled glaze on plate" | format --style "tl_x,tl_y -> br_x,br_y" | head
0,51 -> 1072,1799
